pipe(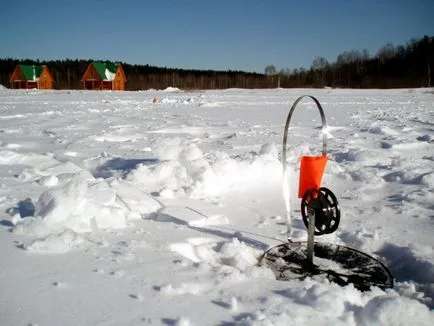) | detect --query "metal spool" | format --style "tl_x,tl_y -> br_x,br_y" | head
301,187 -> 340,235
261,95 -> 394,291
